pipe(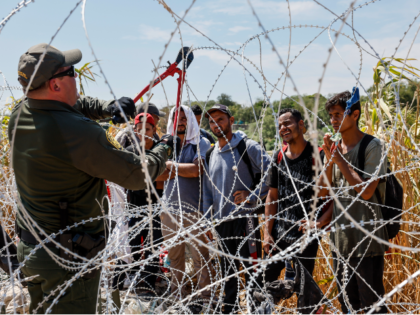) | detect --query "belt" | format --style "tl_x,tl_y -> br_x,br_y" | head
18,227 -> 57,248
